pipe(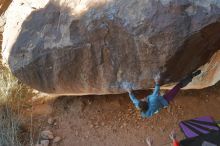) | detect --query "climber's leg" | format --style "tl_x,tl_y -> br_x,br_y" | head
163,83 -> 182,103
163,70 -> 201,103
